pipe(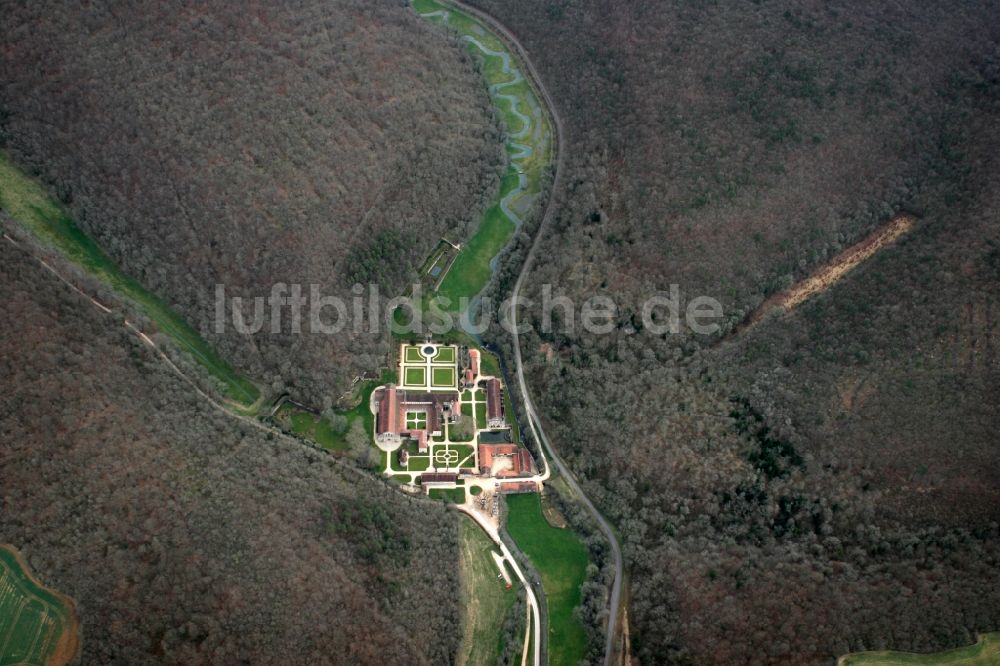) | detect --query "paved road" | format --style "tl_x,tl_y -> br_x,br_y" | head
440,2 -> 626,664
